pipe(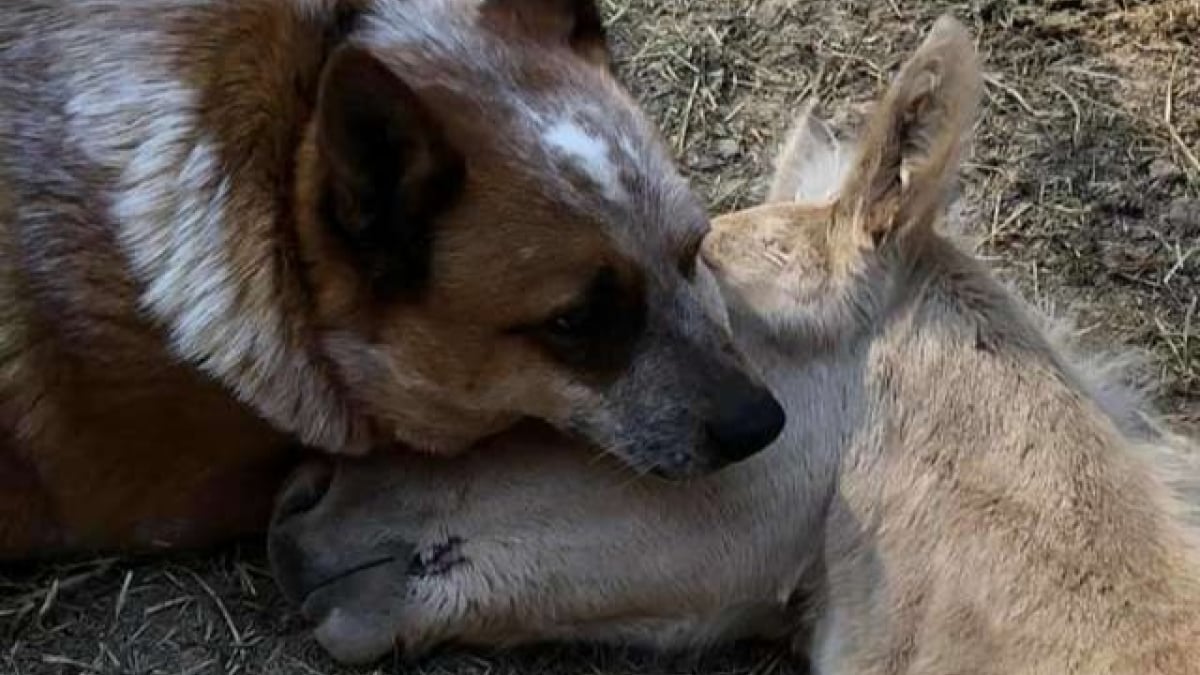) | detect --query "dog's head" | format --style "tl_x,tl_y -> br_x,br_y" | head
296,0 -> 784,477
